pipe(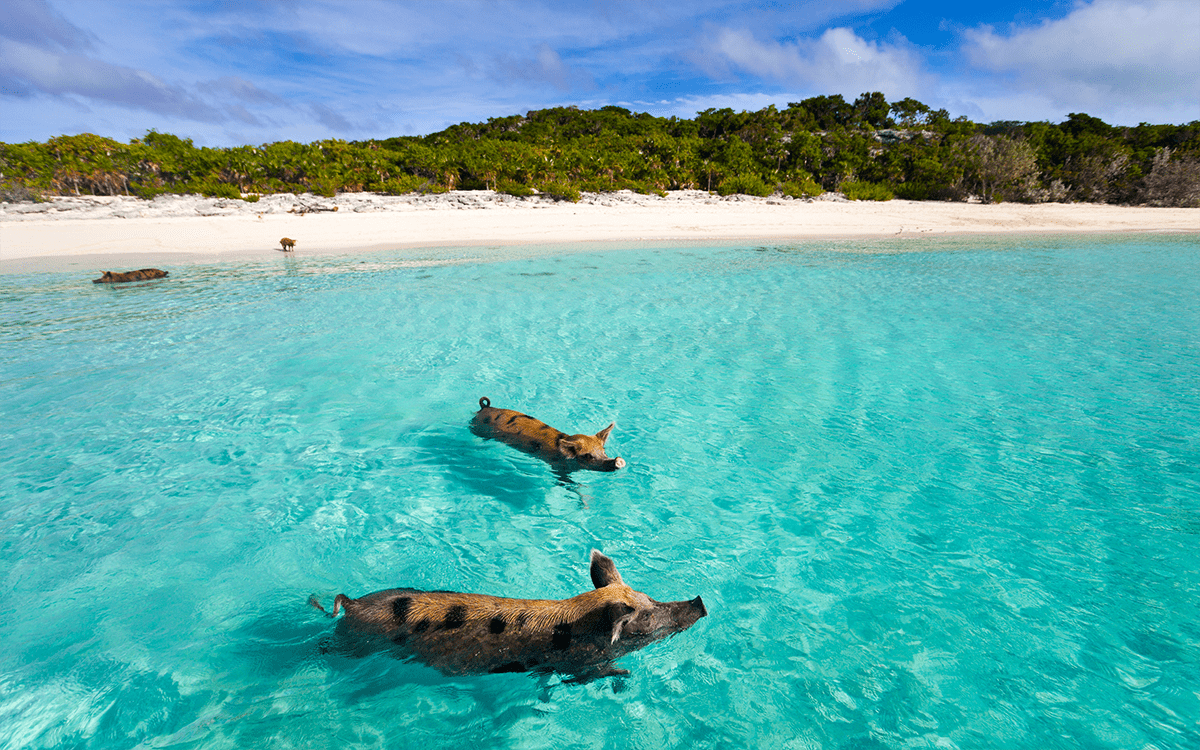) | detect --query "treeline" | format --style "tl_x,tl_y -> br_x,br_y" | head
2,93 -> 1198,206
